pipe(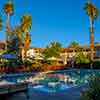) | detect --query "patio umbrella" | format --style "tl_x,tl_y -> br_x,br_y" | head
0,53 -> 18,59
34,56 -> 44,60
47,57 -> 62,61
